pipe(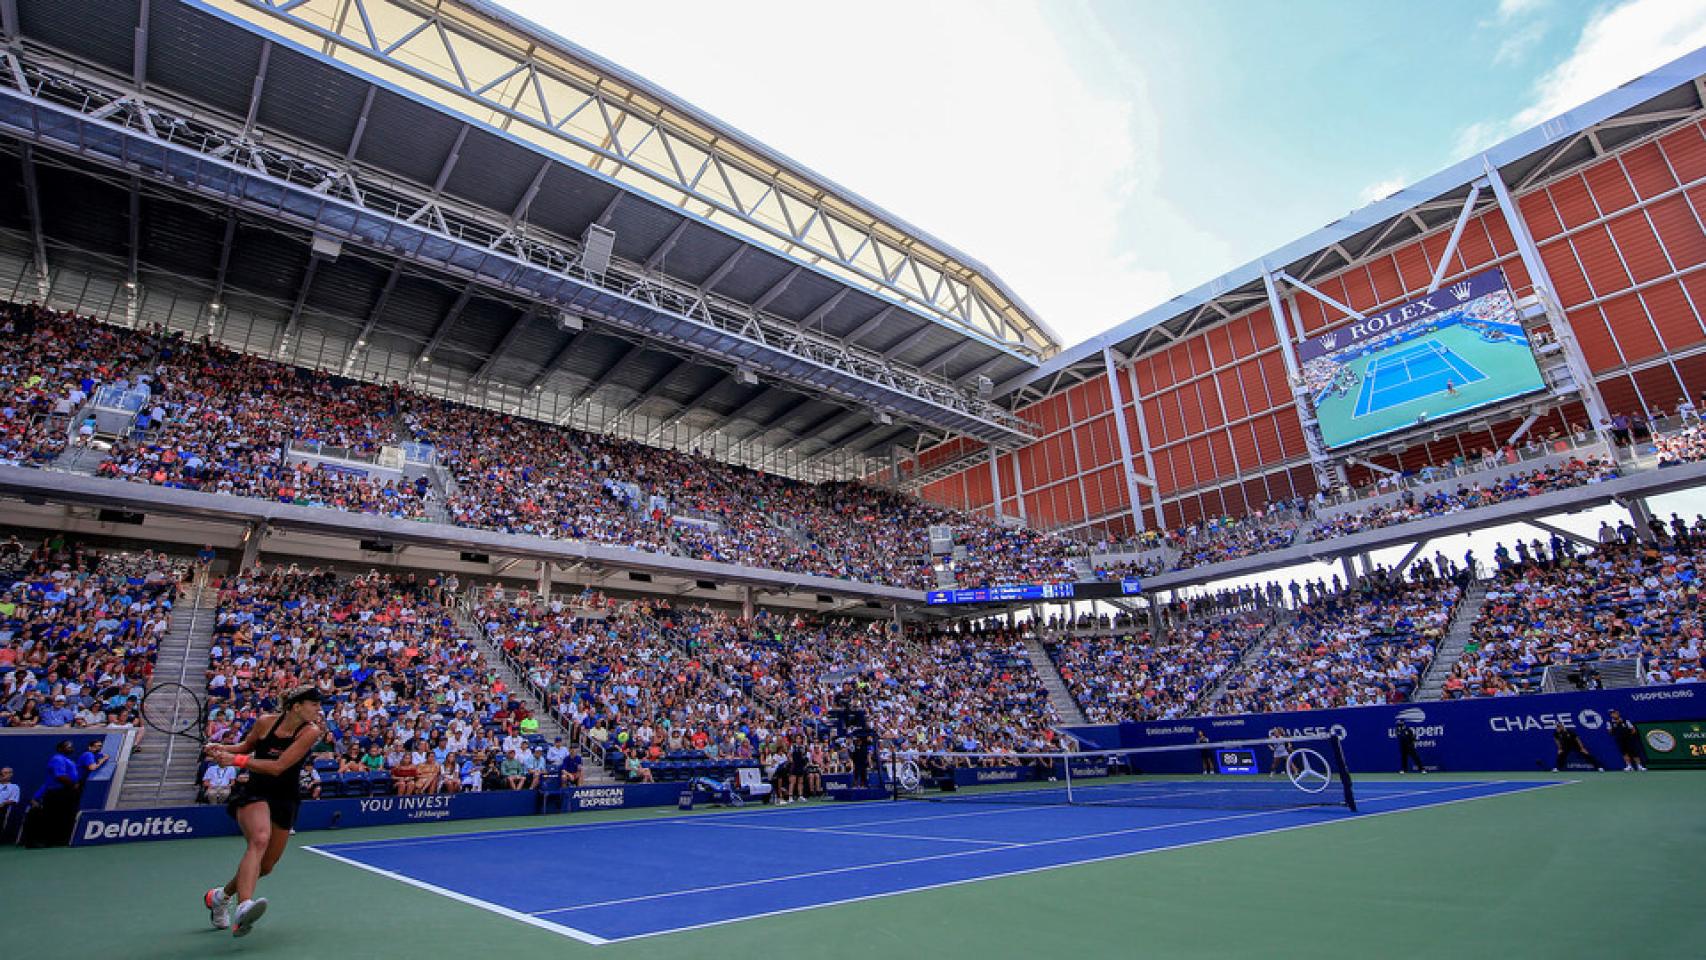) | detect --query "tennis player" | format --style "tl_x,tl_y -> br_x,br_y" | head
202,684 -> 326,937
